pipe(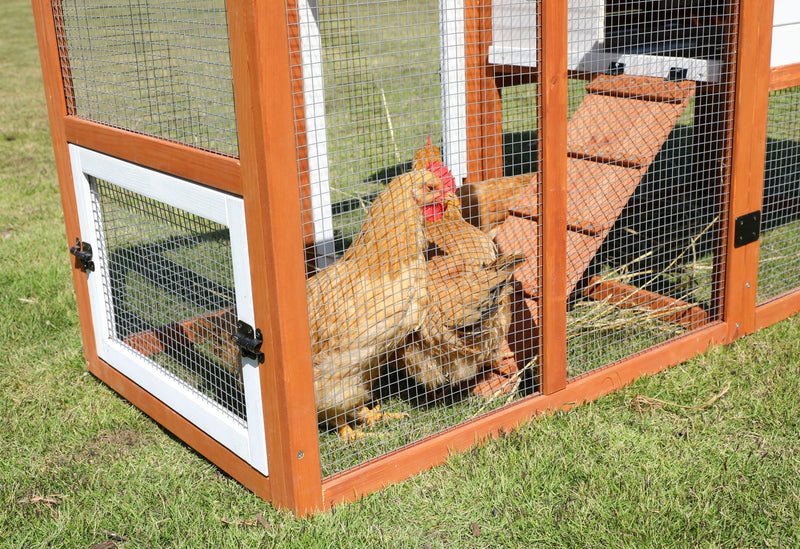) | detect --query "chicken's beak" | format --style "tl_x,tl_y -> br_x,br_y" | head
415,175 -> 445,206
